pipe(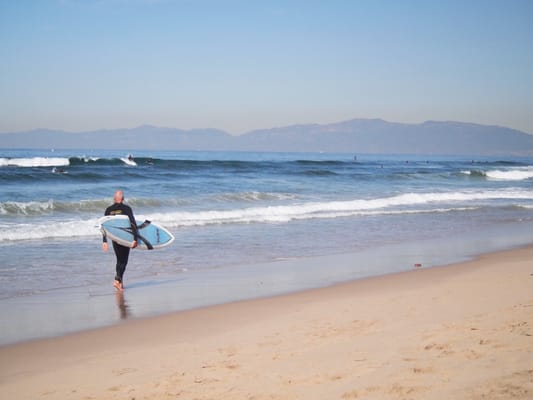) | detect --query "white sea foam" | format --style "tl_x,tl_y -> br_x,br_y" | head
152,190 -> 533,227
79,156 -> 100,162
0,189 -> 531,242
0,219 -> 99,242
461,167 -> 533,181
0,157 -> 70,168
485,167 -> 533,181
120,157 -> 137,166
